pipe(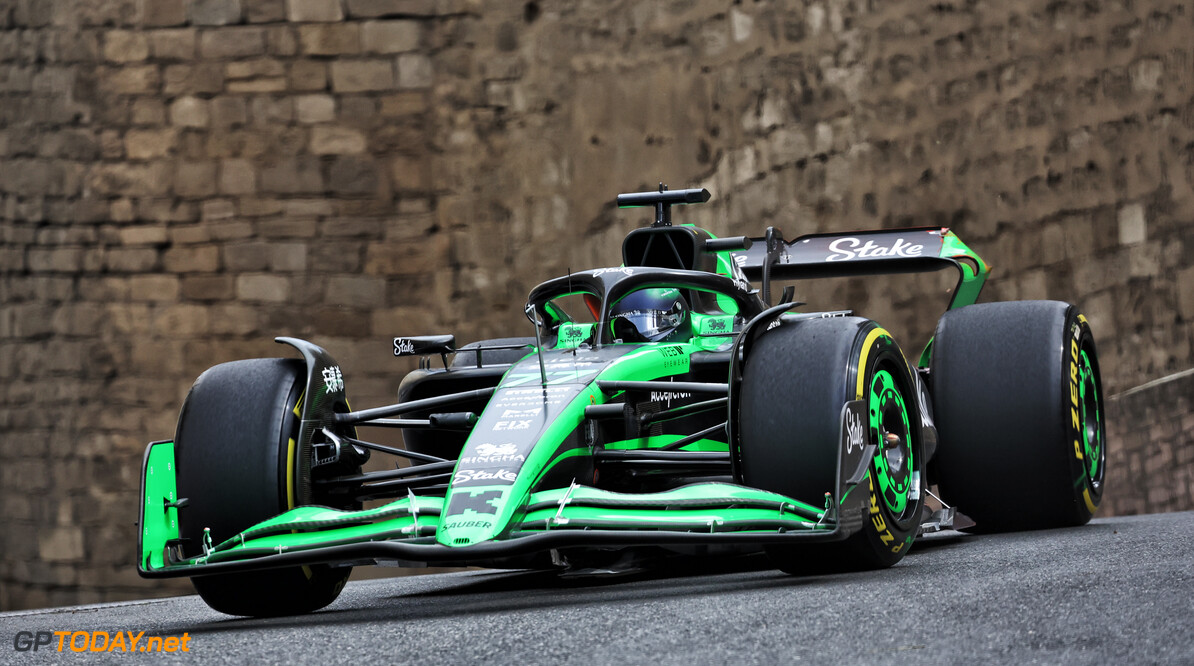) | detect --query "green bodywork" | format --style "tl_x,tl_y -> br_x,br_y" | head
918,230 -> 991,368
